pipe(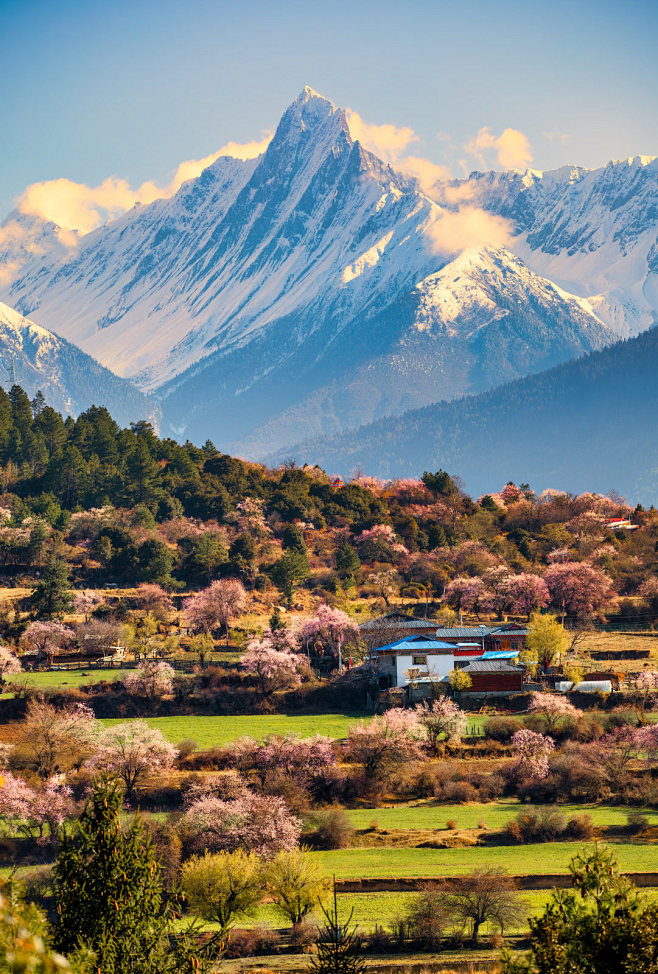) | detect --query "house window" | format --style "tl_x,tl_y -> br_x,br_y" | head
413,655 -> 427,665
